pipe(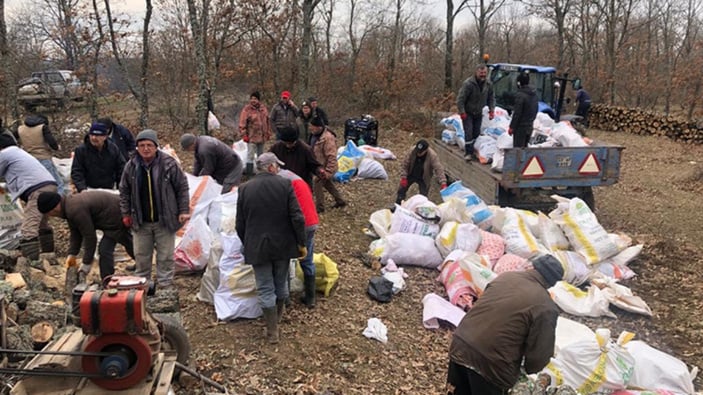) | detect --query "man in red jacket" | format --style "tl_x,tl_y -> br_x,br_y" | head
278,168 -> 319,308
